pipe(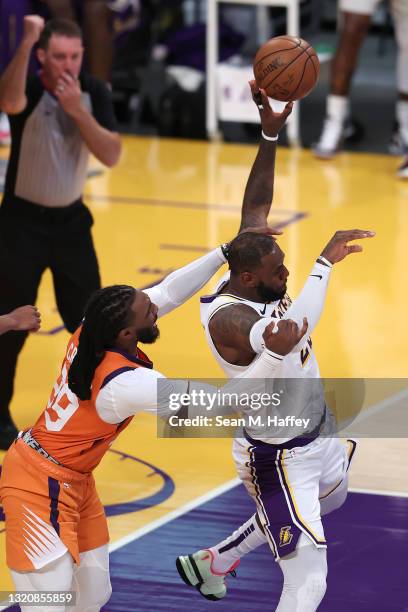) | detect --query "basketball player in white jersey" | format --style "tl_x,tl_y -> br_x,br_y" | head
1,89 -> 309,610
176,82 -> 374,611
